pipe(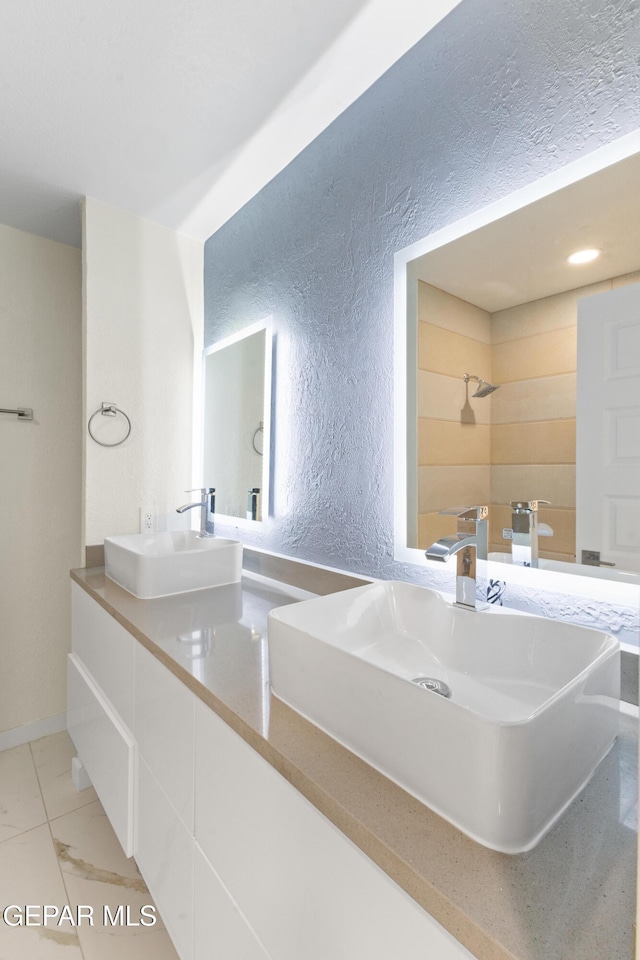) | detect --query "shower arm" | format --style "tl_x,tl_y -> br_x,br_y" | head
462,372 -> 499,398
